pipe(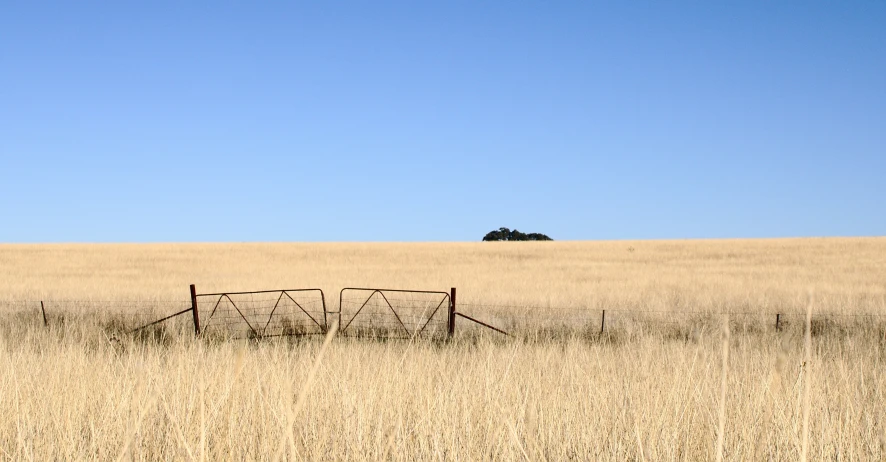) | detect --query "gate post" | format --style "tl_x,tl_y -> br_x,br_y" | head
448,287 -> 456,338
190,284 -> 200,336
